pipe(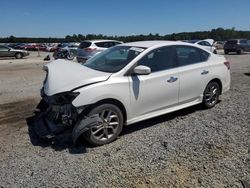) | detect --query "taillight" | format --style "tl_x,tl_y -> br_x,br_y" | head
84,48 -> 96,52
224,61 -> 230,70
